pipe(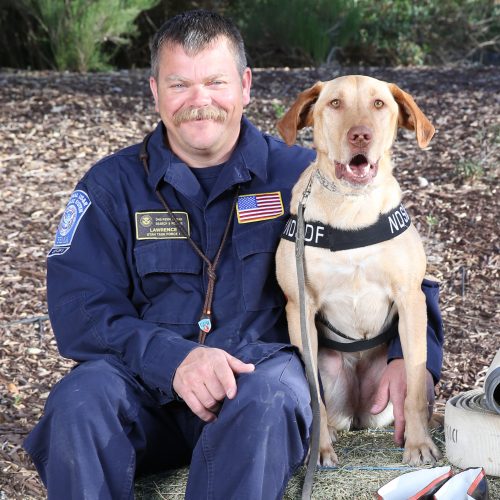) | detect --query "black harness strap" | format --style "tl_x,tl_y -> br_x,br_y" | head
281,203 -> 411,252
316,314 -> 399,352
